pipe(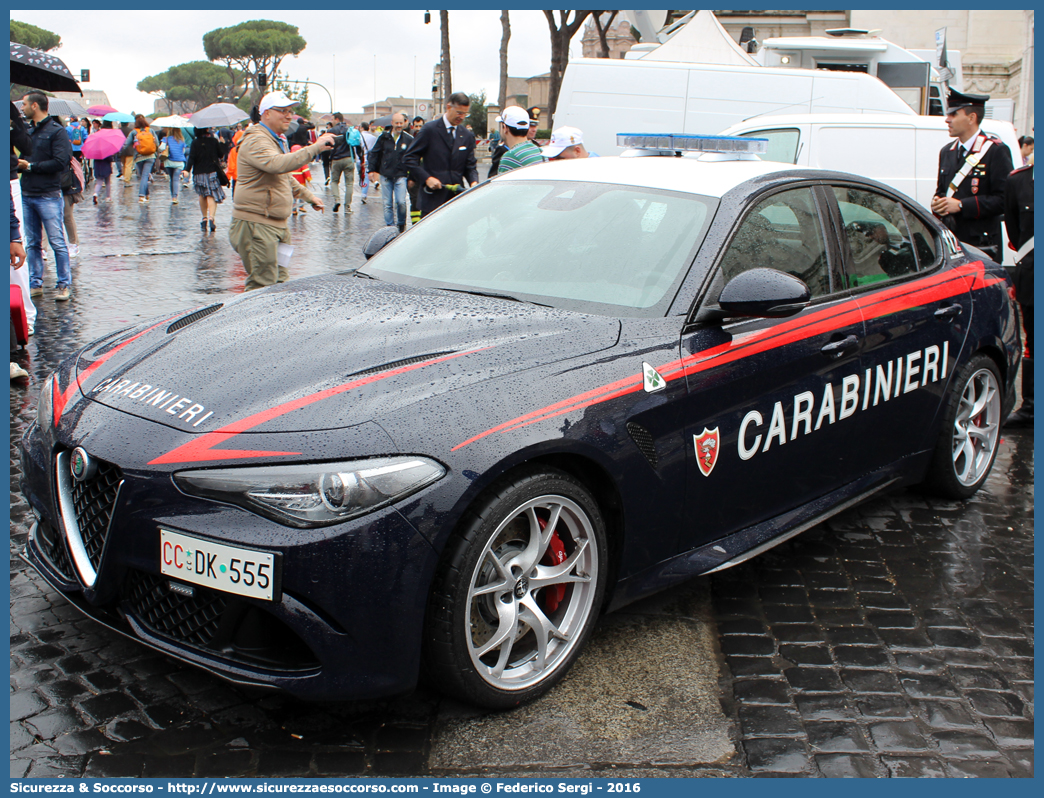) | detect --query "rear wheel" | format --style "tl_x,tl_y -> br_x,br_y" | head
922,354 -> 1002,499
424,468 -> 606,708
